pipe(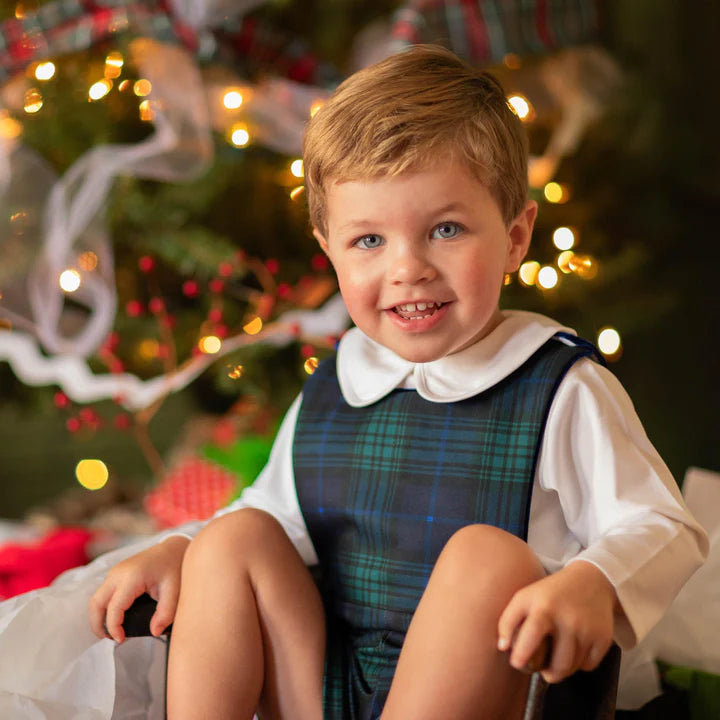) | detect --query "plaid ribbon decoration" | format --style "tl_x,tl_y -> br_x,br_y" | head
0,0 -> 334,86
391,0 -> 601,64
